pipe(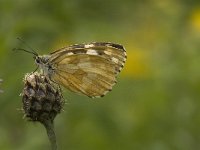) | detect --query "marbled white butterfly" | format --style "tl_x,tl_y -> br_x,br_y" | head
16,42 -> 127,98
